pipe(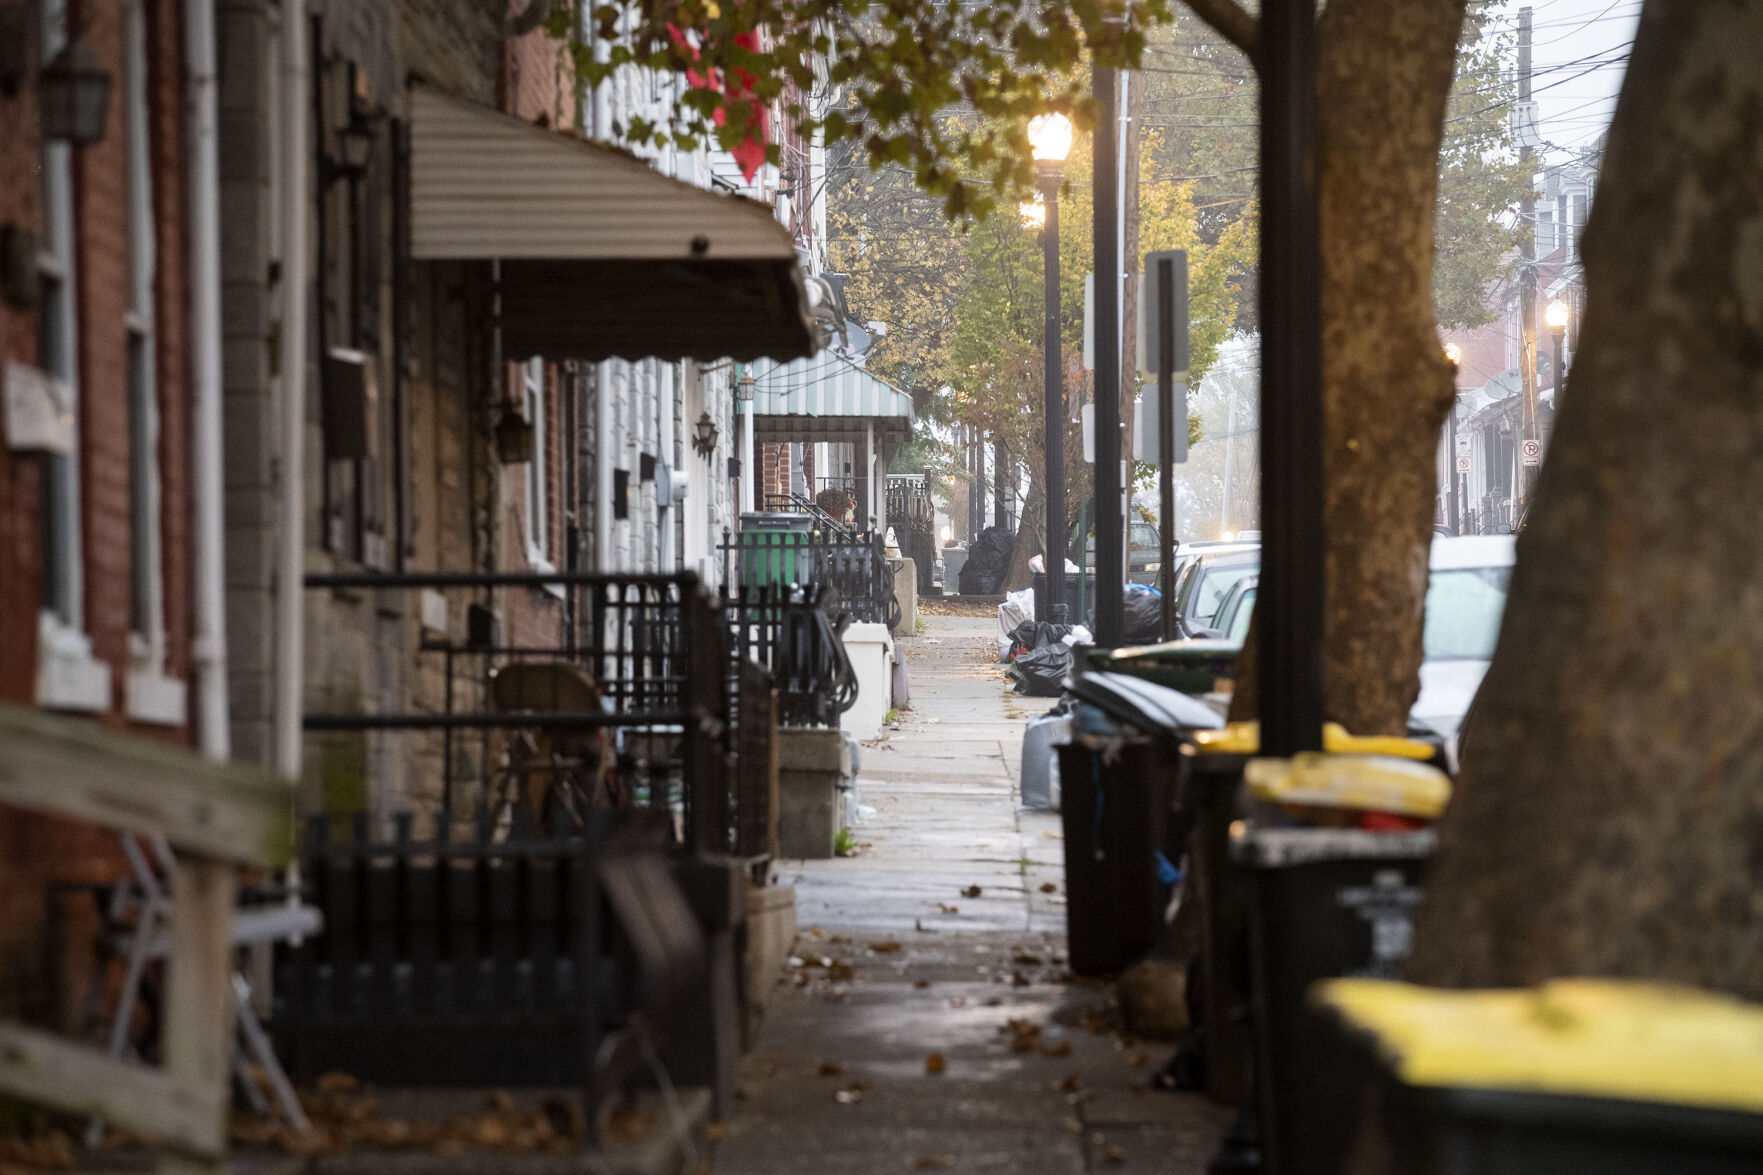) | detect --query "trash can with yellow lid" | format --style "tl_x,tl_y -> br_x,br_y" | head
1312,979 -> 1763,1174
1229,754 -> 1452,1175
1182,727 -> 1442,1110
